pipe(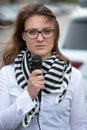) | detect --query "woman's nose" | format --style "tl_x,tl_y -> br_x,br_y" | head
37,33 -> 44,41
